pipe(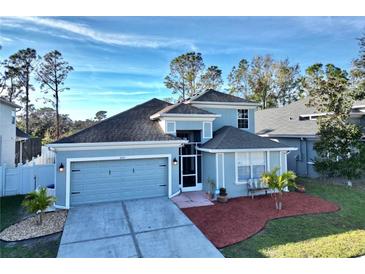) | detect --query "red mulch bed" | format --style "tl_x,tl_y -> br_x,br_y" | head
182,192 -> 340,248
